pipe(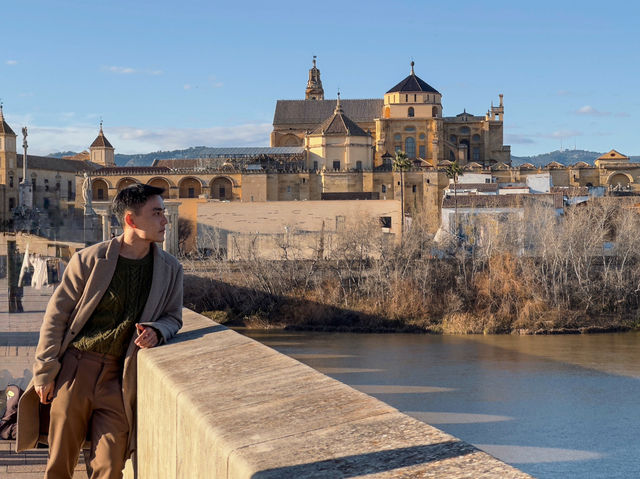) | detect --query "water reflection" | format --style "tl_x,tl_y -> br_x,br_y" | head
408,411 -> 514,424
353,385 -> 456,394
475,444 -> 603,464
